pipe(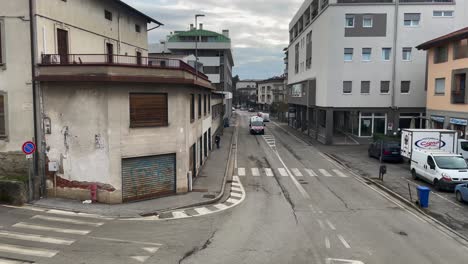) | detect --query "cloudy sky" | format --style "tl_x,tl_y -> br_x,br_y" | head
123,0 -> 303,80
